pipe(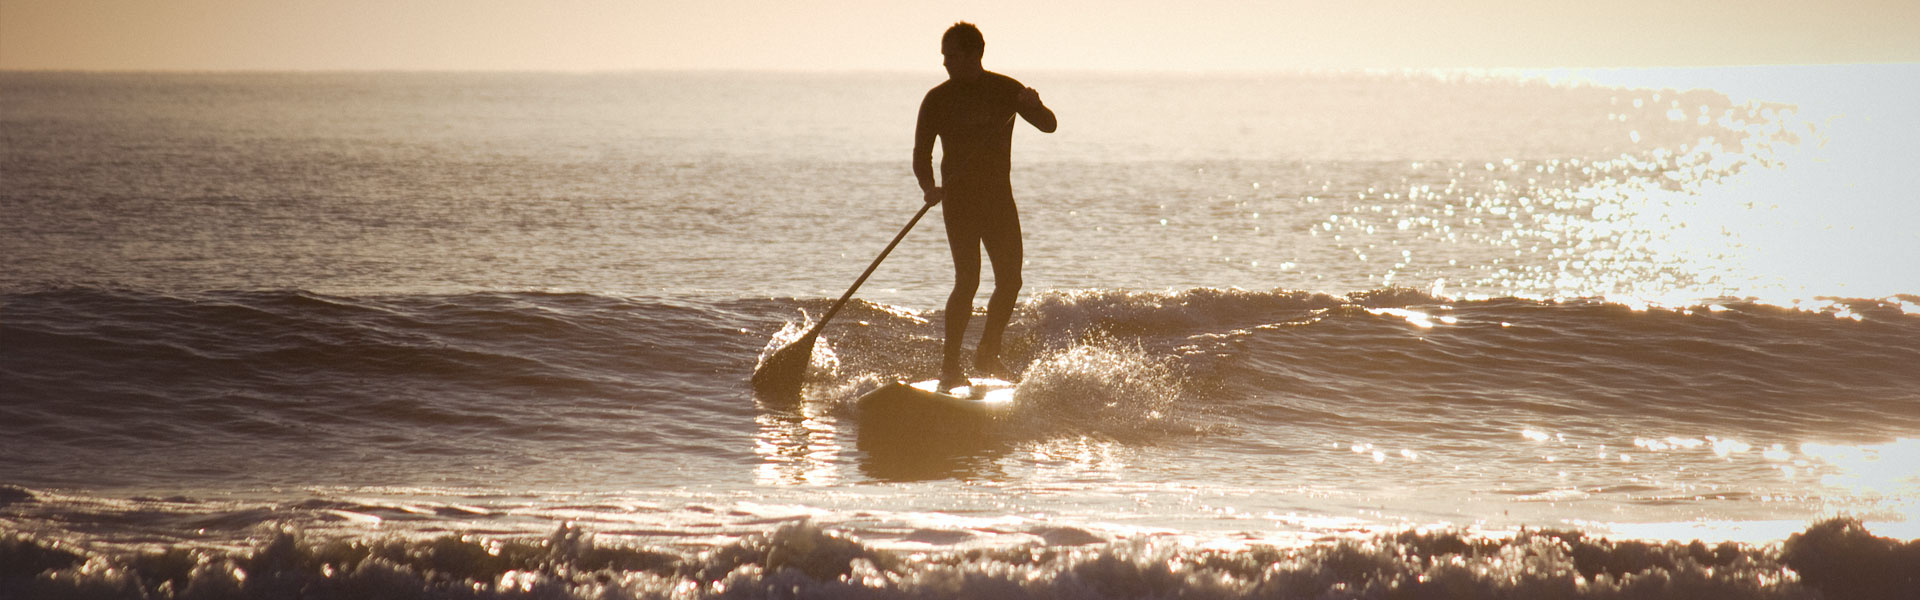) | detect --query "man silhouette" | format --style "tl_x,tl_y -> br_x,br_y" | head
913,22 -> 1057,391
